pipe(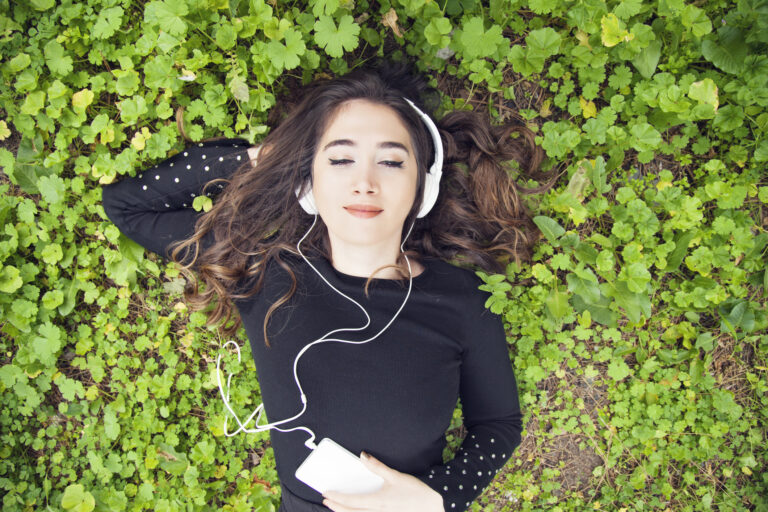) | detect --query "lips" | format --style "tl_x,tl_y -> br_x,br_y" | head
344,204 -> 383,212
344,205 -> 383,218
